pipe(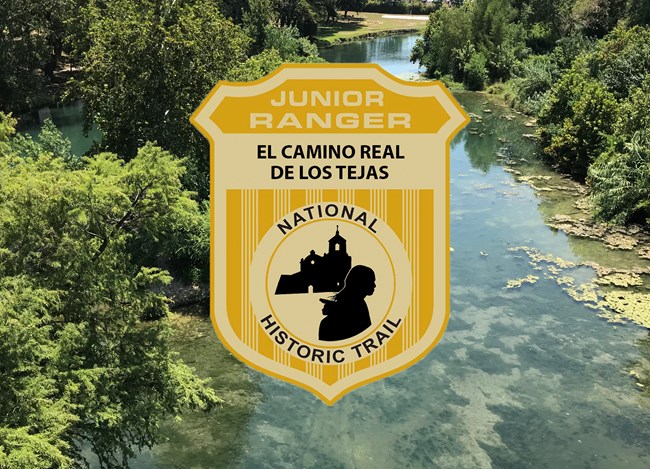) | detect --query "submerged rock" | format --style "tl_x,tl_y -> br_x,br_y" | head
546,215 -> 648,251
603,291 -> 650,328
639,247 -> 650,260
508,245 -> 650,328
594,272 -> 644,288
